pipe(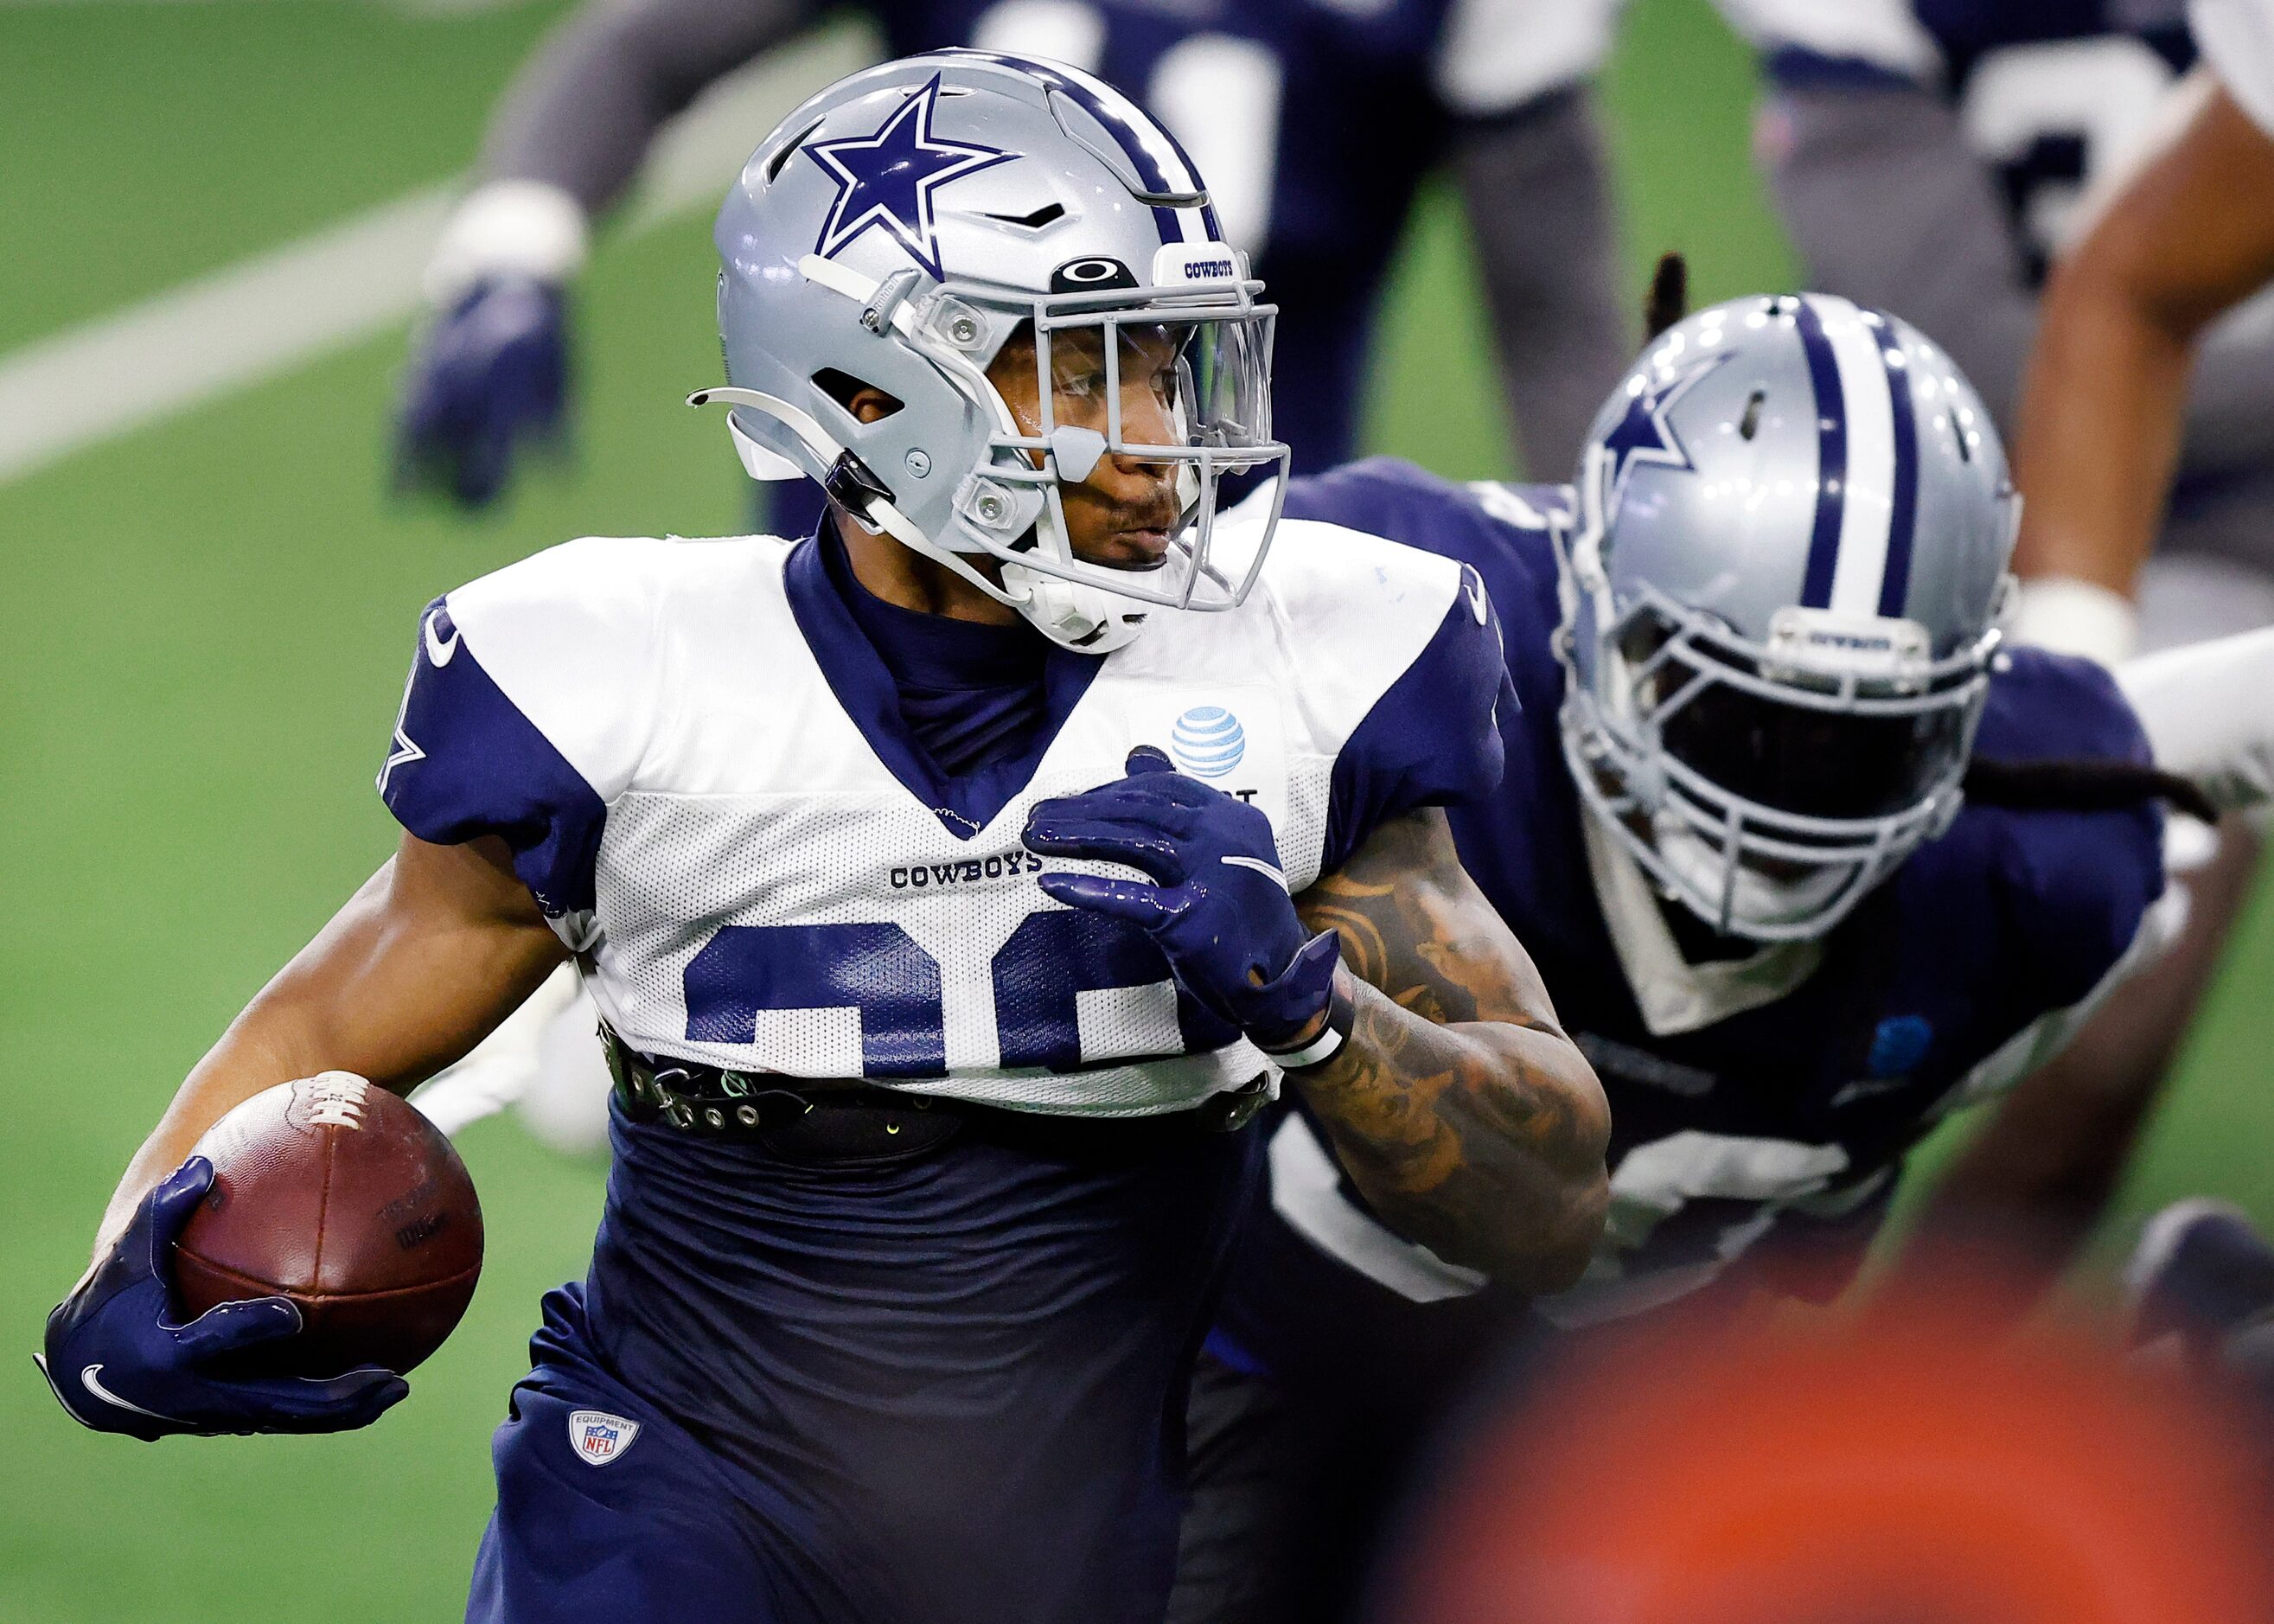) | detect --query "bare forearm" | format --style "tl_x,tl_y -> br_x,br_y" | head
2011,259 -> 2198,593
1293,808 -> 1609,1289
1290,968 -> 1608,1290
94,841 -> 565,1260
478,0 -> 812,214
2014,80 -> 2274,591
